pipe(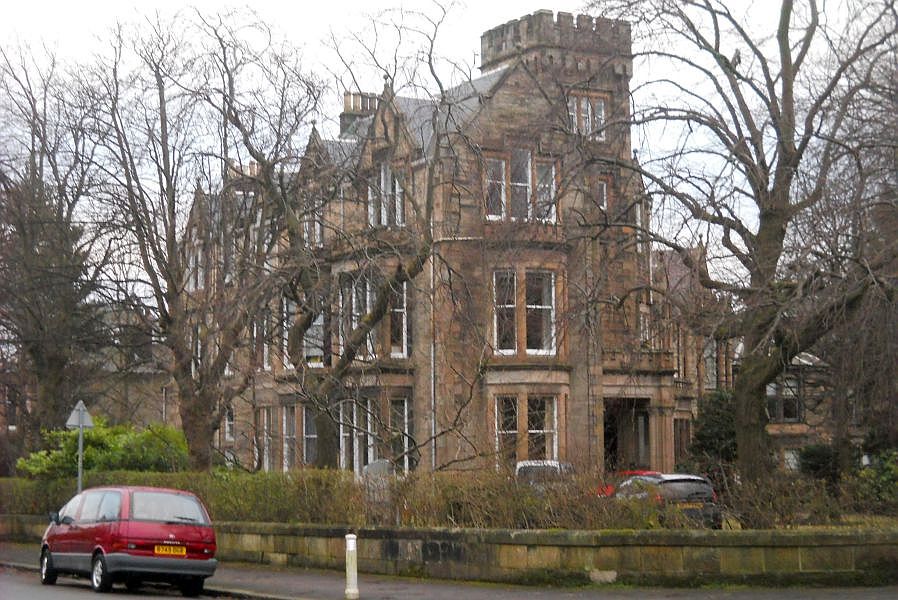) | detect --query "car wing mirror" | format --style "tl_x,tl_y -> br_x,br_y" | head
48,511 -> 59,524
